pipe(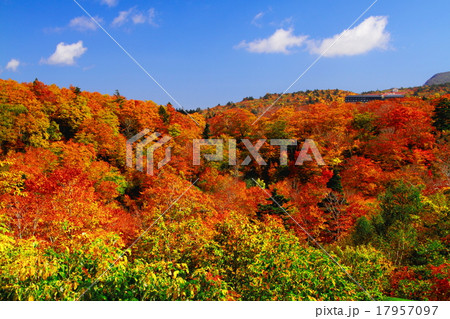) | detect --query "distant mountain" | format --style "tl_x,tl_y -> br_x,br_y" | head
424,71 -> 450,86
203,89 -> 353,117
203,83 -> 450,117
